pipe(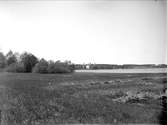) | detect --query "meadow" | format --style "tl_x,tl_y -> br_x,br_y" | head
0,71 -> 166,125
